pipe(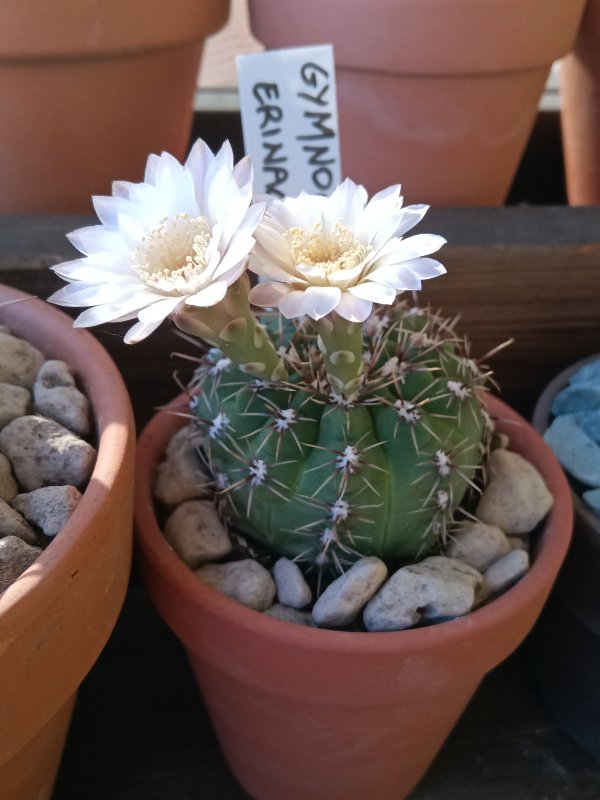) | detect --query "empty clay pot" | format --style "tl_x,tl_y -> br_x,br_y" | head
0,284 -> 135,800
560,0 -> 600,206
135,394 -> 572,800
248,0 -> 586,205
0,0 -> 230,213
